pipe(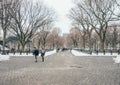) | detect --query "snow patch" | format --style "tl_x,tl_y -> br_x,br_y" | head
0,50 -> 56,61
9,53 -> 33,57
71,50 -> 120,63
71,50 -> 88,56
9,50 -> 57,57
45,49 -> 56,56
113,56 -> 120,64
71,50 -> 119,56
0,55 -> 9,61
